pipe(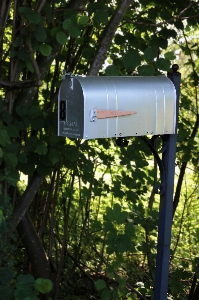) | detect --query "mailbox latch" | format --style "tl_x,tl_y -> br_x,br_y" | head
90,108 -> 137,122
